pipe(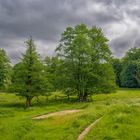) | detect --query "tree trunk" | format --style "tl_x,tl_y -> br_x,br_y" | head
26,98 -> 29,107
26,97 -> 32,107
78,92 -> 88,102
29,98 -> 32,106
67,94 -> 70,100
83,92 -> 87,101
79,93 -> 83,102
